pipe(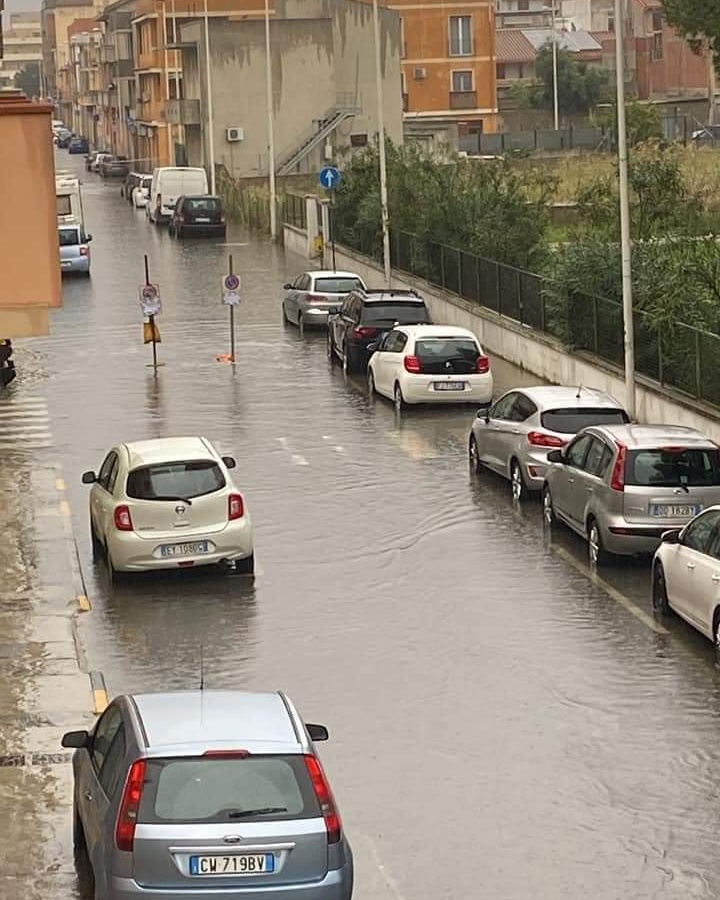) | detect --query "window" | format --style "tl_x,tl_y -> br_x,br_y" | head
98,452 -> 117,491
490,392 -> 519,420
126,460 -> 226,501
652,10 -> 663,31
565,434 -> 593,468
106,455 -> 120,494
449,15 -> 472,56
58,227 -> 81,247
138,756 -> 320,824
652,31 -> 663,59
90,705 -> 123,775
496,63 -> 506,80
510,393 -> 538,422
451,70 -> 473,92
518,0 -> 530,10
584,439 -> 613,478
98,725 -> 126,798
313,277 -> 365,294
626,448 -> 720,488
540,407 -> 630,435
400,16 -> 406,58
682,511 -> 720,554
361,301 -> 430,326
185,197 -> 221,212
382,332 -> 407,353
607,13 -> 615,32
